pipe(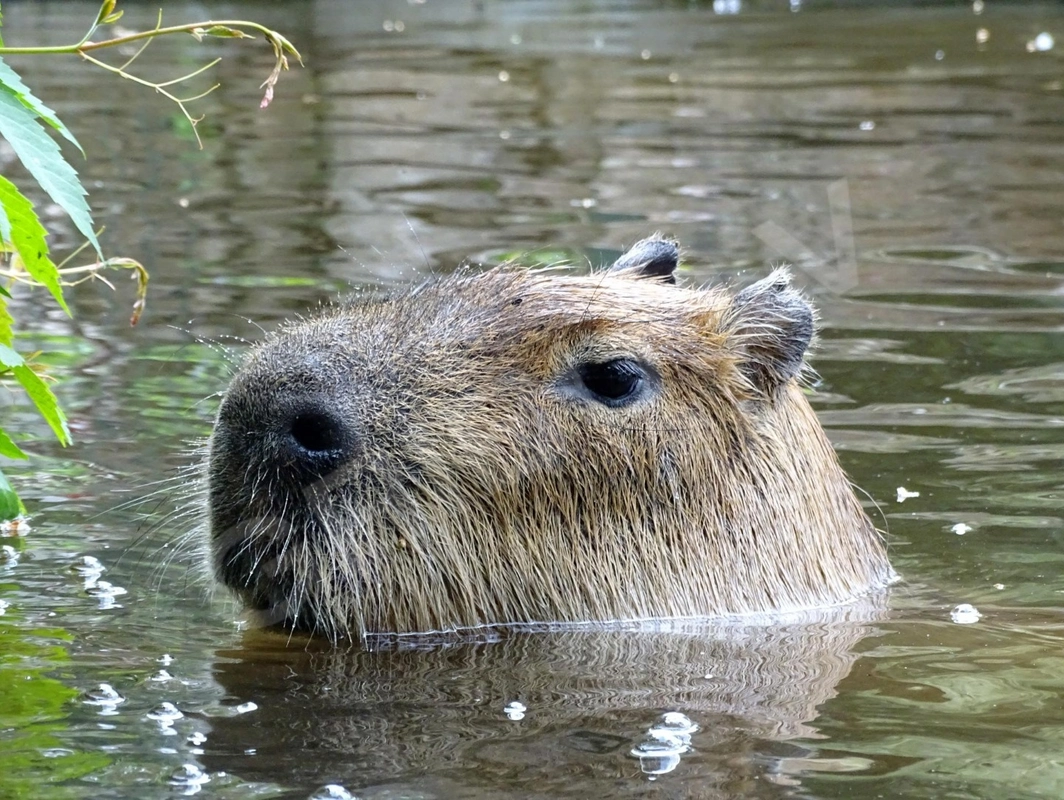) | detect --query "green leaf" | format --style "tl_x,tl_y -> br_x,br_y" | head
0,467 -> 24,521
0,89 -> 100,258
0,56 -> 83,153
103,10 -> 123,24
0,344 -> 70,447
0,297 -> 12,347
0,185 -> 9,242
0,175 -> 69,315
0,428 -> 26,460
